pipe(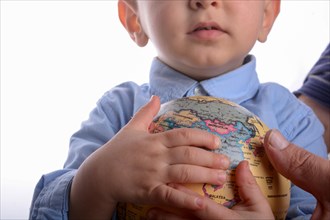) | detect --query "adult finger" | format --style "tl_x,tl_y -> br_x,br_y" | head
263,129 -> 330,203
